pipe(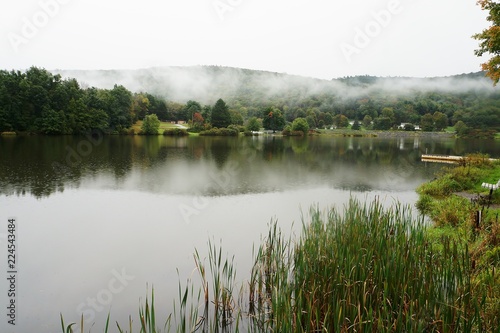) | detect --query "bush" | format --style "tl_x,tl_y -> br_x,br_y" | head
415,194 -> 434,215
141,114 -> 161,135
461,129 -> 497,139
417,176 -> 457,197
187,127 -> 202,133
291,118 -> 309,135
430,196 -> 472,227
282,129 -> 305,136
404,123 -> 416,131
246,117 -> 261,132
199,127 -> 239,136
228,124 -> 245,133
163,128 -> 189,136
118,127 -> 131,135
